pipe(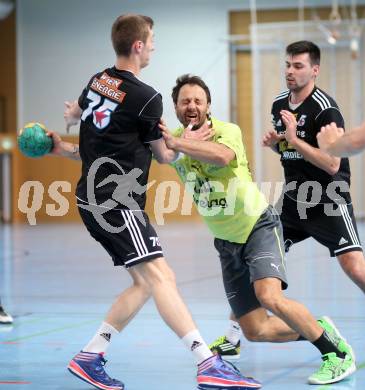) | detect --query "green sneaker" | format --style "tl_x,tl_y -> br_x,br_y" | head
208,336 -> 240,360
308,352 -> 356,385
317,316 -> 356,362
